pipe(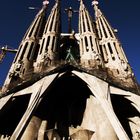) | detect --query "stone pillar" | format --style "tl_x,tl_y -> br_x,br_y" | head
92,96 -> 118,140
37,120 -> 48,140
21,116 -> 42,140
82,95 -> 118,140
